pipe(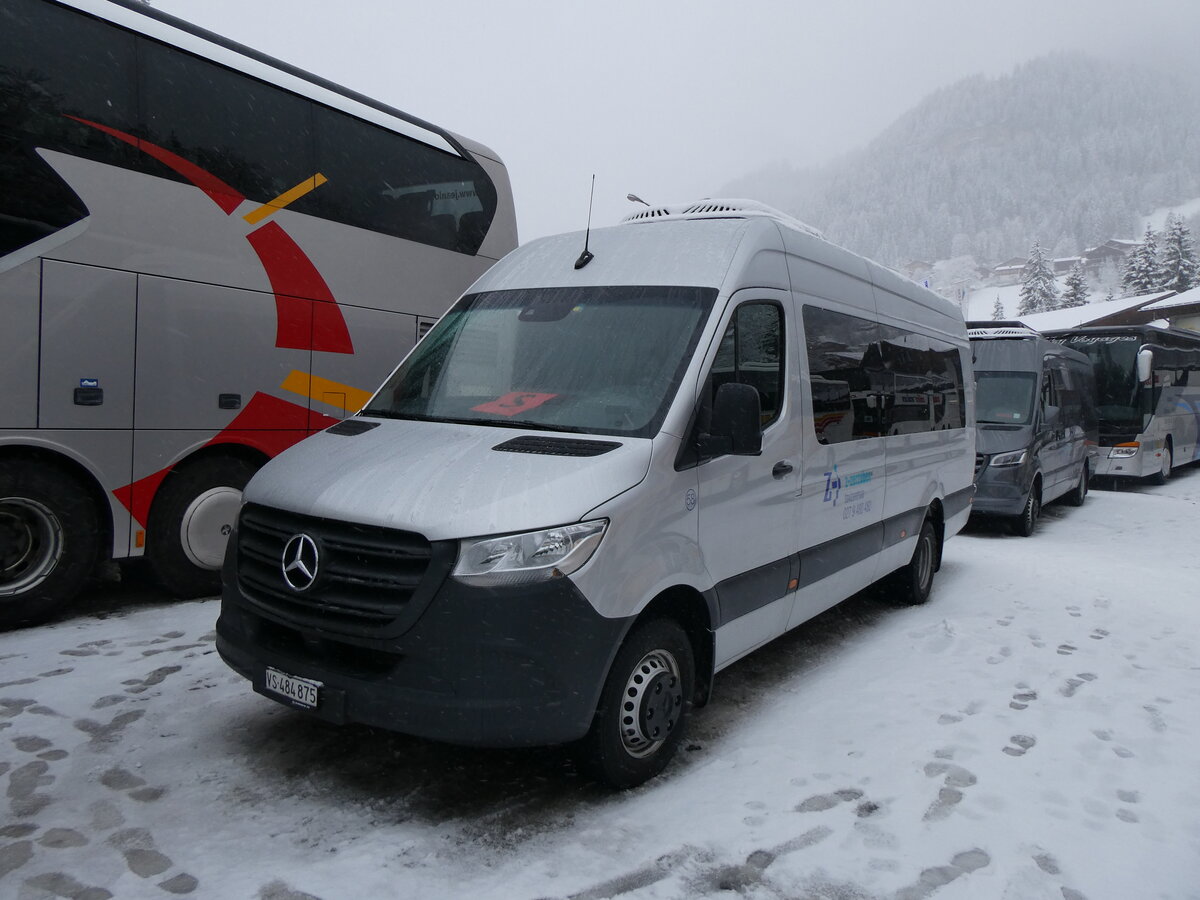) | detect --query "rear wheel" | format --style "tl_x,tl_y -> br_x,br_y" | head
1065,465 -> 1089,507
576,619 -> 694,789
886,518 -> 937,605
0,459 -> 100,628
145,456 -> 258,598
1011,481 -> 1041,537
1150,441 -> 1172,486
